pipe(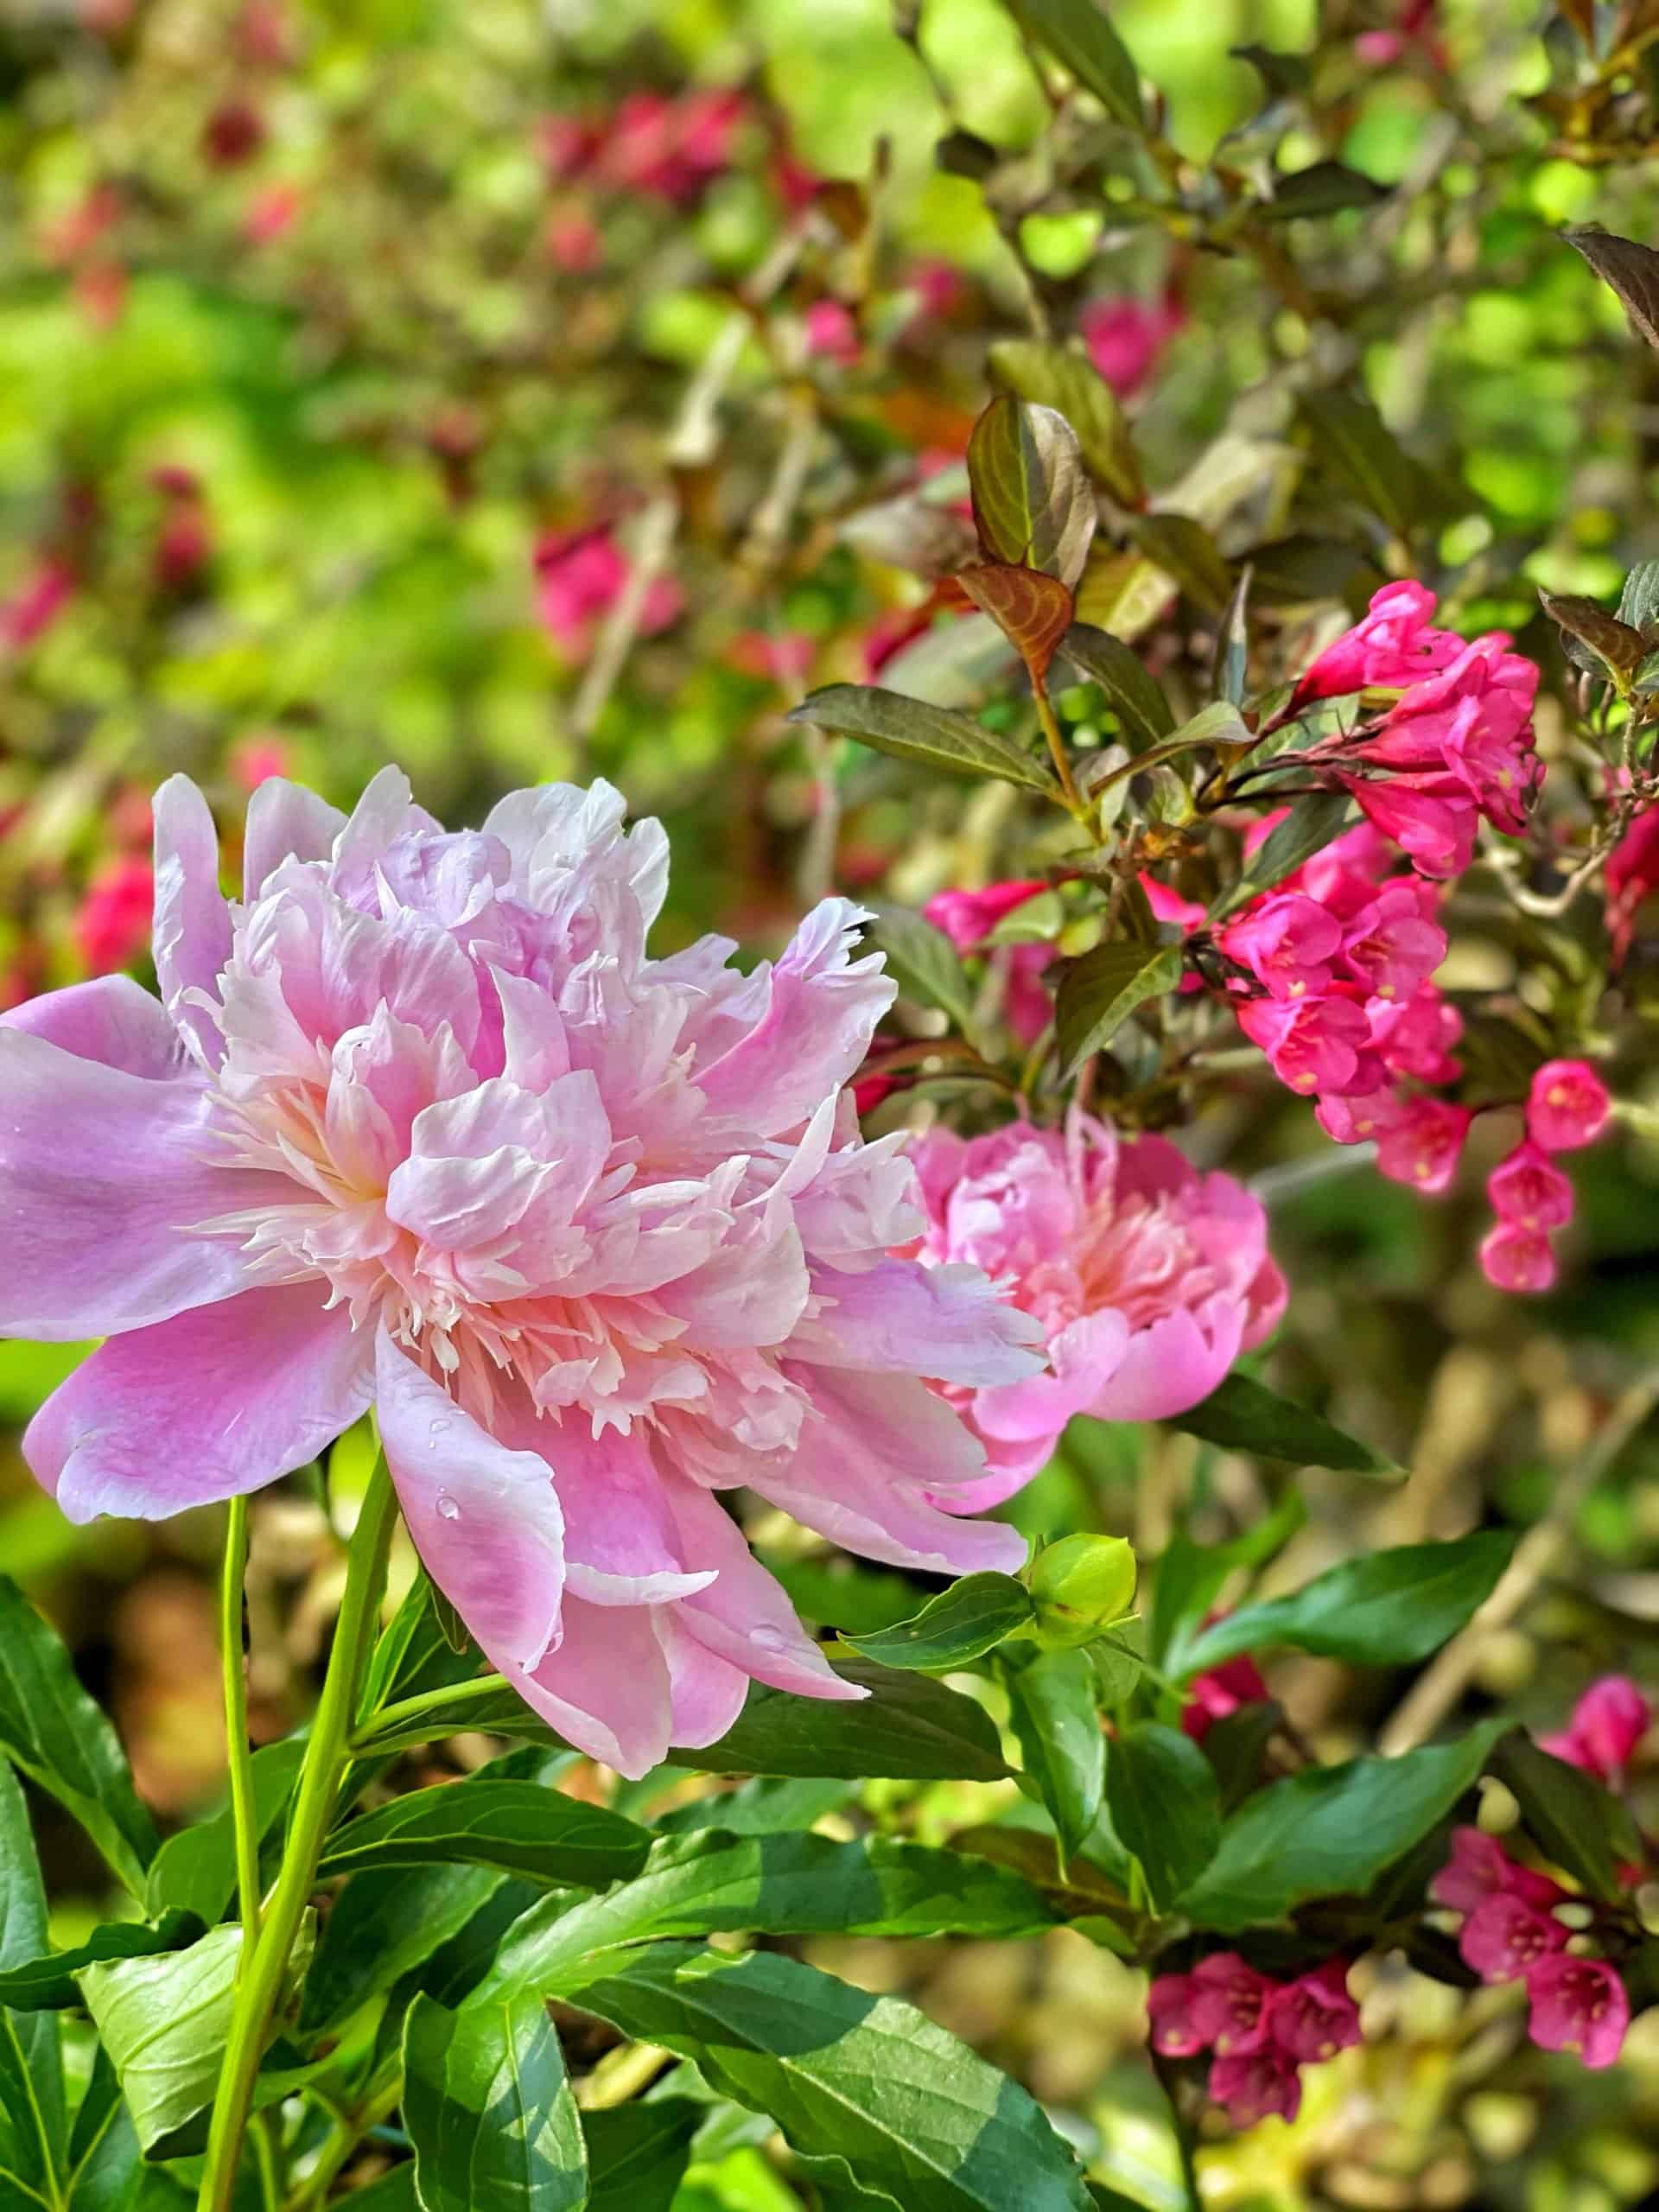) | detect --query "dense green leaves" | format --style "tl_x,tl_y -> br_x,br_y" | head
1173,1535 -> 1514,1678
864,906 -> 979,1033
301,1866 -> 503,2038
676,1659 -> 1012,1782
787,685 -> 1058,794
0,1576 -> 157,1896
146,1738 -> 305,1925
1128,515 -> 1231,614
1002,0 -> 1144,130
988,341 -> 1145,510
75,1923 -> 247,2158
1059,626 -> 1175,748
838,1574 -> 1034,1670
1104,1726 -> 1220,1910
0,1910 -> 201,2012
0,1760 -> 64,2199
1179,1722 -> 1507,1930
1003,1648 -> 1104,1860
1163,1371 -> 1400,1476
470,1831 -> 1057,2005
567,1945 -> 1096,2212
1300,390 -> 1434,537
1213,791 -> 1354,916
319,1780 -> 651,1890
582,2100 -> 702,2212
405,1994 -> 587,2212
1055,941 -> 1184,1077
